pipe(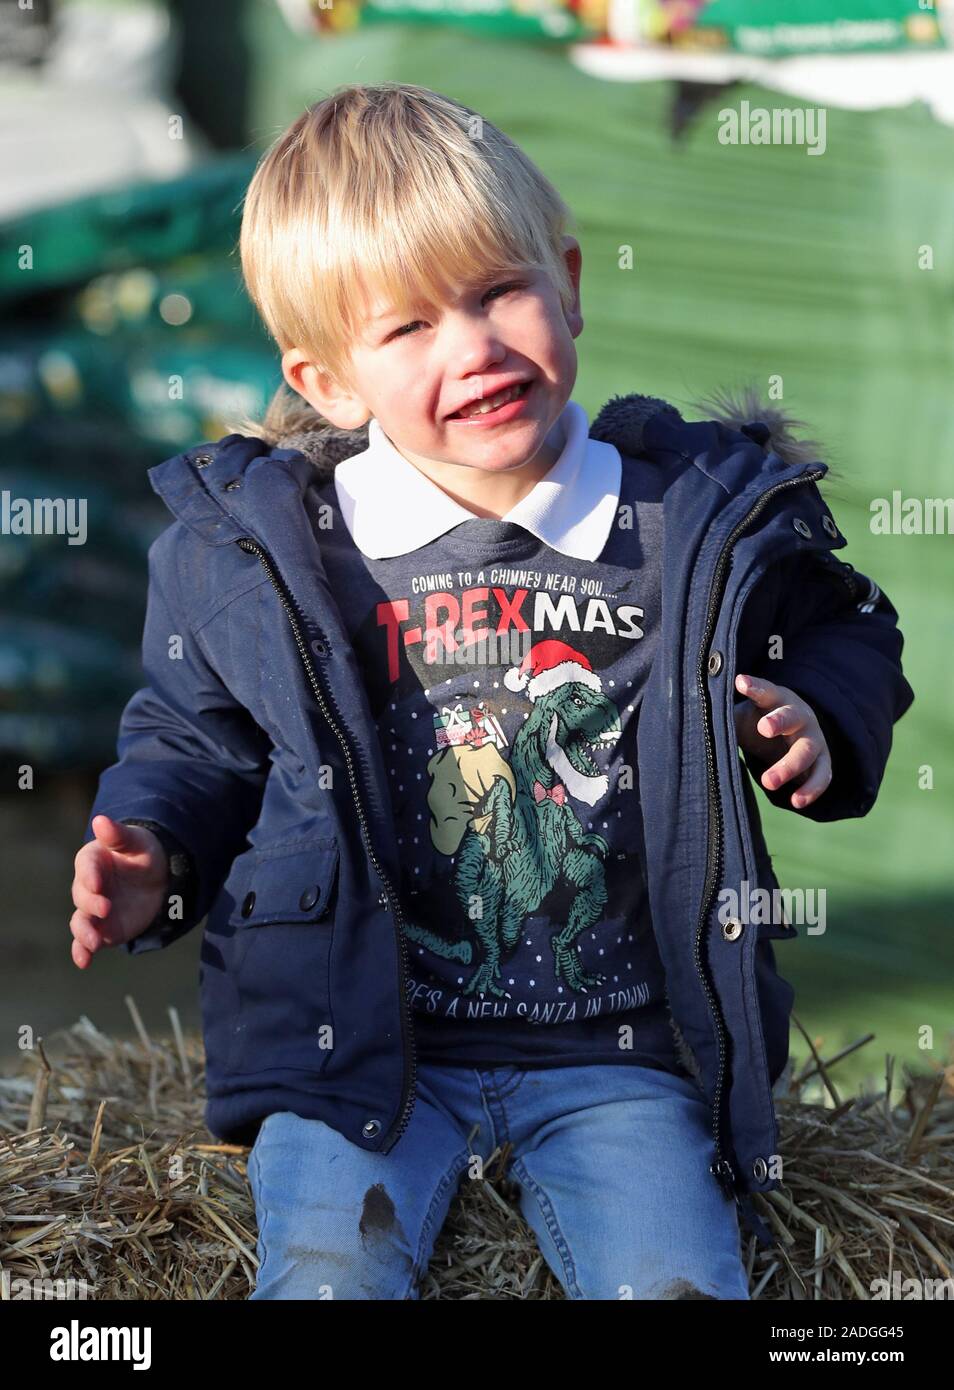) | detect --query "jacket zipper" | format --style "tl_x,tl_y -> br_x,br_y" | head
235,536 -> 417,1152
694,464 -> 825,1201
